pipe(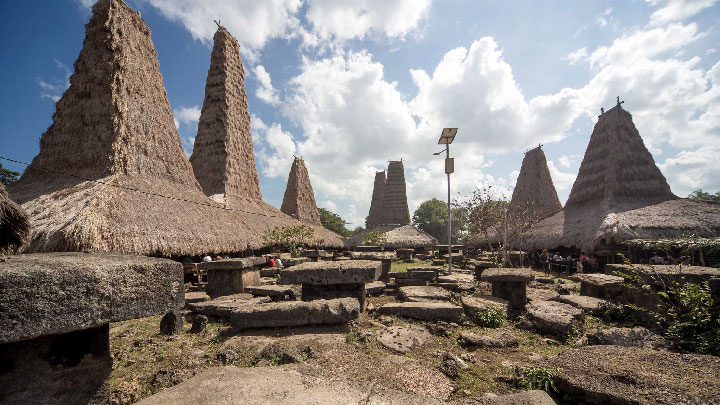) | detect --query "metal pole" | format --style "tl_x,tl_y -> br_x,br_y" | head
447,144 -> 452,274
